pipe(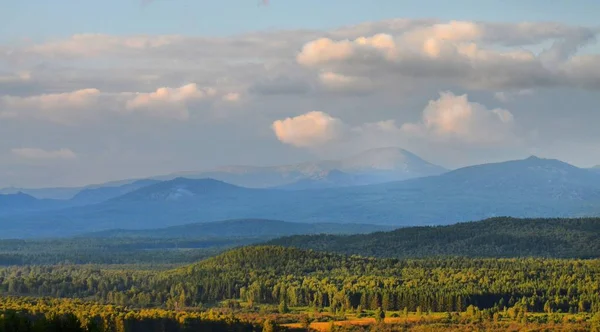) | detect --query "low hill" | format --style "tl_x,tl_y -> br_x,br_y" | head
266,217 -> 600,259
85,219 -> 392,238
